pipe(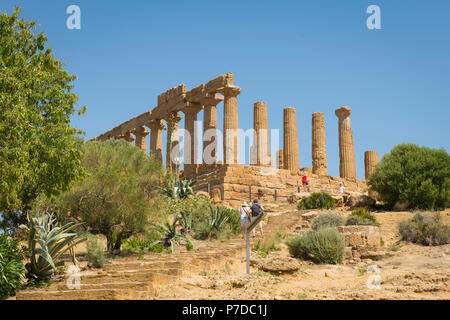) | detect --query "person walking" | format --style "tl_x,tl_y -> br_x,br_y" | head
302,171 -> 309,192
339,183 -> 345,195
240,201 -> 251,240
250,199 -> 264,238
